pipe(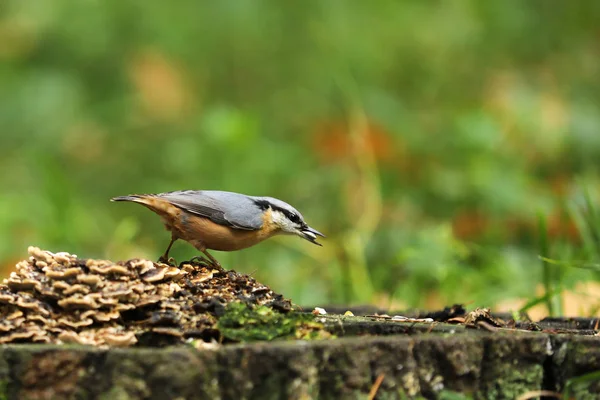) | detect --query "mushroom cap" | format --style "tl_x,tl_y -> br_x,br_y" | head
0,247 -> 292,346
